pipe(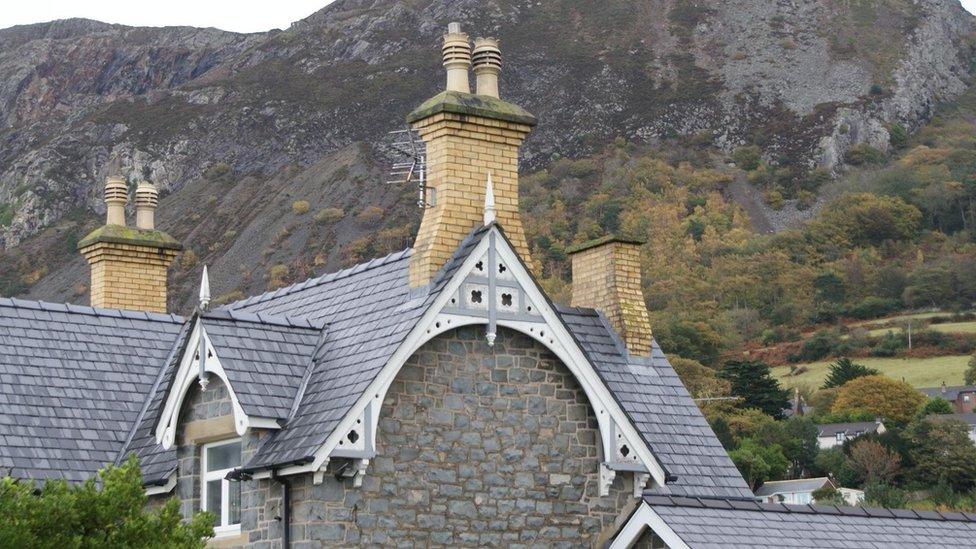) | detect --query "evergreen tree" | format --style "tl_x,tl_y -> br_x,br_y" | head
821,357 -> 879,389
718,360 -> 791,418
